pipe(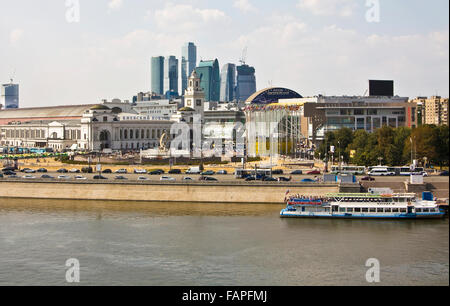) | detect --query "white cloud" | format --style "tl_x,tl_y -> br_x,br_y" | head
153,3 -> 228,33
9,28 -> 24,46
108,0 -> 123,12
233,0 -> 257,13
297,0 -> 358,17
231,19 -> 449,97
